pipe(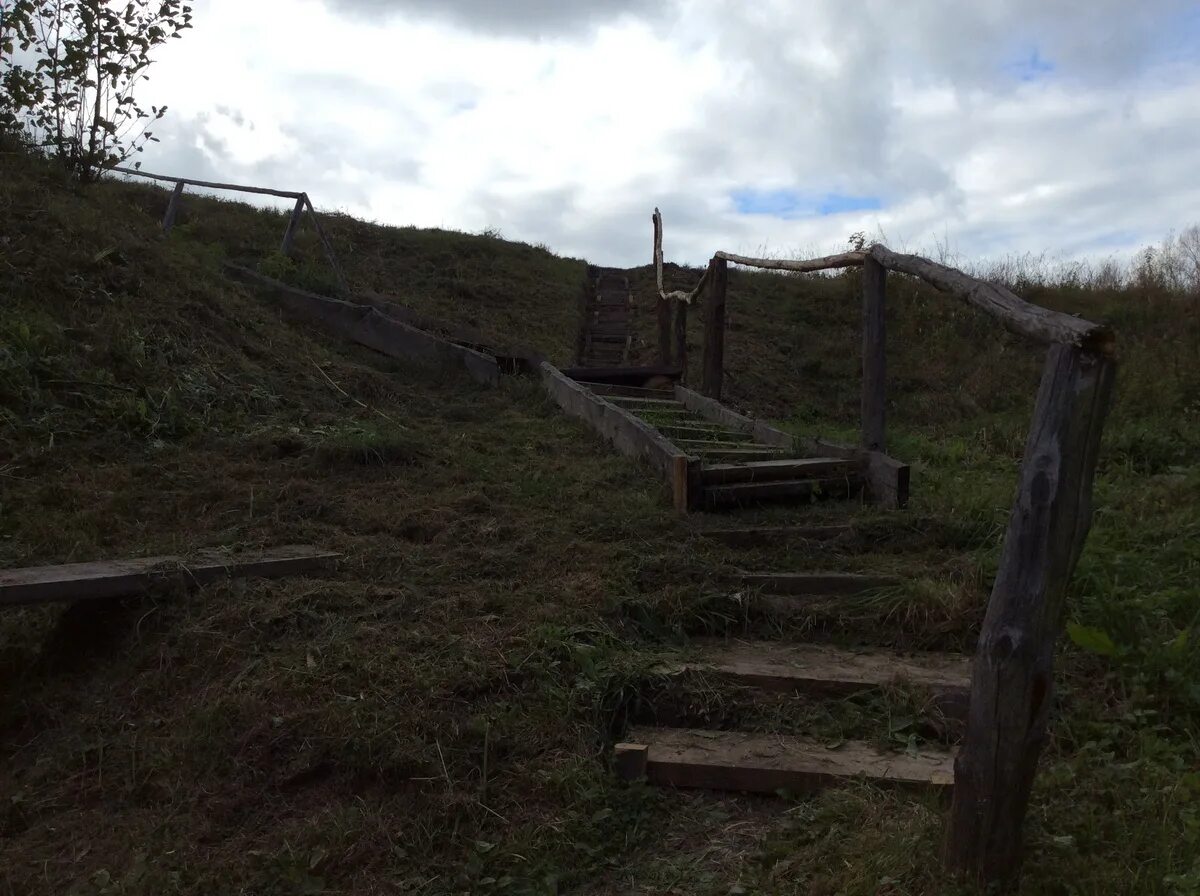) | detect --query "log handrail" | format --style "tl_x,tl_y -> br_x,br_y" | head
104,165 -> 348,292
